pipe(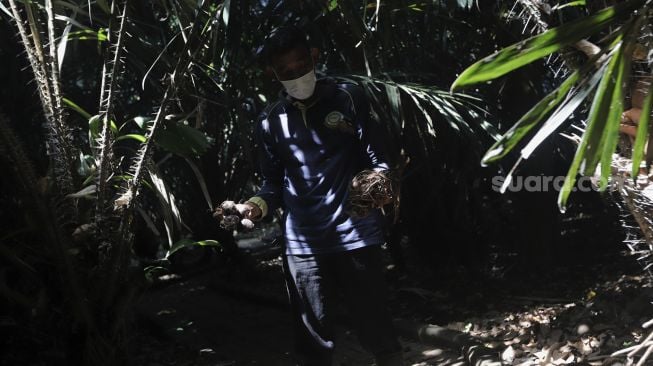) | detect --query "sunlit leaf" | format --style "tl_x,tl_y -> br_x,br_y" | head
451,0 -> 643,91
553,1 -> 587,11
115,133 -> 147,143
141,31 -> 184,91
166,239 -> 220,259
56,8 -> 76,71
88,114 -> 101,149
457,0 -> 473,10
77,152 -> 95,177
482,70 -> 581,164
222,0 -> 230,26
88,114 -> 118,150
519,62 -> 605,160
558,19 -> 638,210
0,2 -> 13,18
596,22 -> 638,186
631,81 -> 653,178
119,116 -> 152,131
63,97 -> 92,119
148,170 -> 183,248
53,14 -> 91,31
67,29 -> 108,41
